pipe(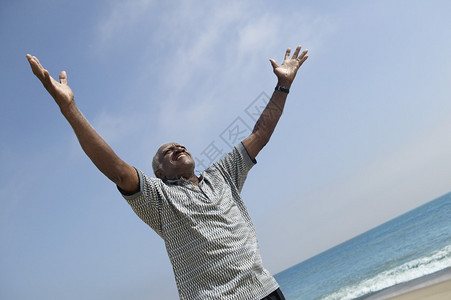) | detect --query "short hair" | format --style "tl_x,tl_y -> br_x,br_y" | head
152,151 -> 162,176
